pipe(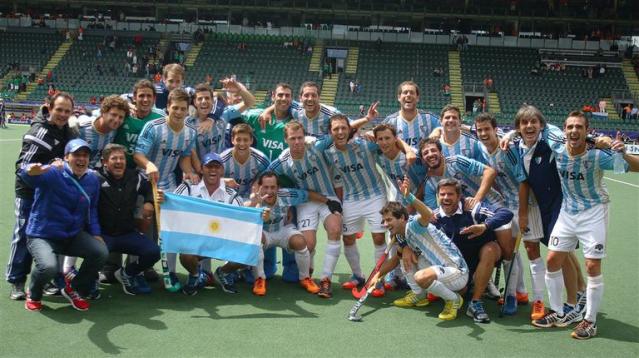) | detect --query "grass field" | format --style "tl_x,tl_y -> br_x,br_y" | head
0,124 -> 638,357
